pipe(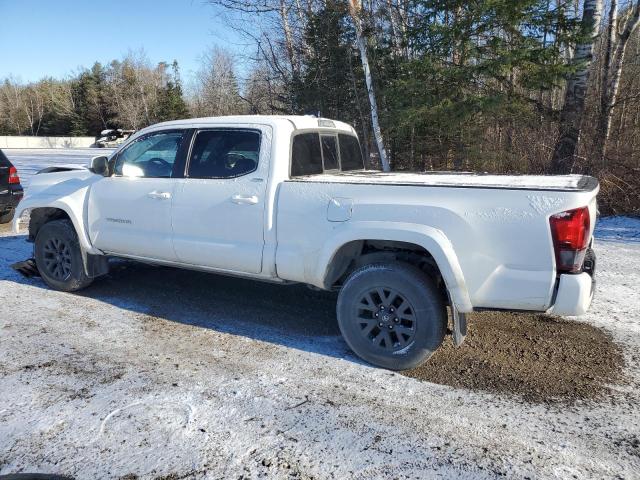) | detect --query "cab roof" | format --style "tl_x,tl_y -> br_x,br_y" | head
142,115 -> 356,135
